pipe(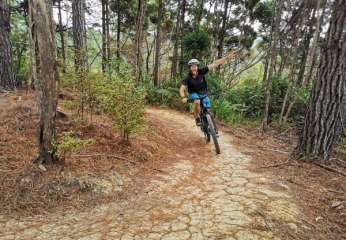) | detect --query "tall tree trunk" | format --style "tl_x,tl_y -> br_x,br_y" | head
134,0 -> 147,83
106,0 -> 110,63
178,0 -> 186,74
29,0 -> 59,164
116,0 -> 121,59
145,34 -> 154,74
279,13 -> 304,124
170,0 -> 181,78
262,58 -> 269,83
72,0 -> 87,115
0,0 -> 16,90
57,0 -> 66,73
153,0 -> 163,86
101,0 -> 108,73
303,0 -> 326,86
72,0 -> 88,74
194,0 -> 204,27
283,18 -> 315,123
298,0 -> 346,161
261,0 -> 283,131
217,0 -> 229,59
